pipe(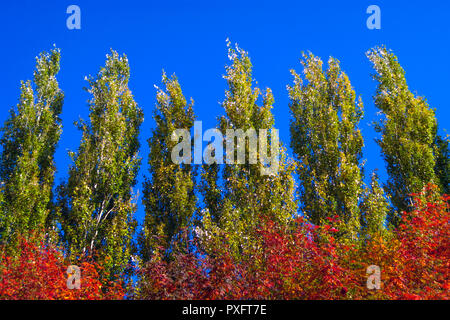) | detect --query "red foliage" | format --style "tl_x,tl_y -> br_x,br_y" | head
138,218 -> 357,300
0,237 -> 125,300
137,242 -> 247,300
139,185 -> 449,300
243,218 -> 356,299
378,185 -> 449,299
2,185 -> 447,300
